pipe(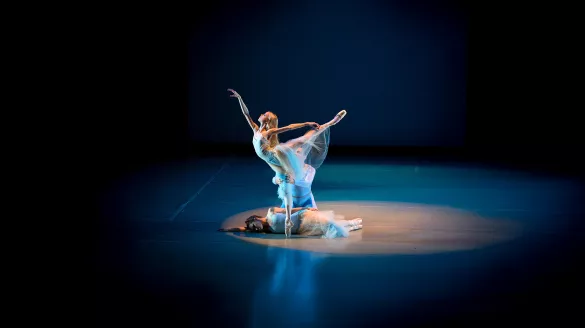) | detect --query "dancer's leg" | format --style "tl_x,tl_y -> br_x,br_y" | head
274,142 -> 304,181
278,182 -> 294,238
347,218 -> 362,231
338,218 -> 362,232
319,110 -> 347,130
281,110 -> 345,152
284,184 -> 294,238
283,128 -> 319,151
277,110 -> 345,180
